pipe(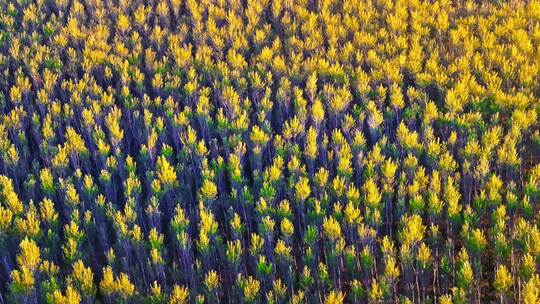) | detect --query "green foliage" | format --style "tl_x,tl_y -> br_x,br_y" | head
0,0 -> 539,302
